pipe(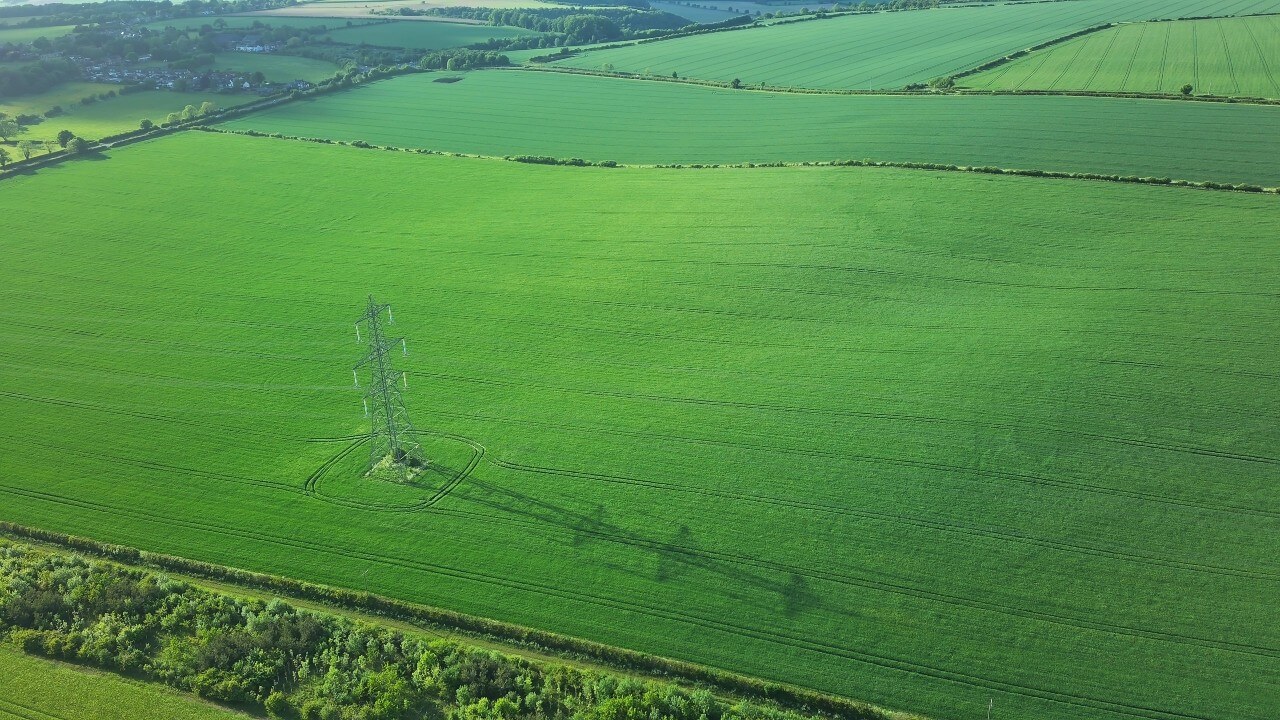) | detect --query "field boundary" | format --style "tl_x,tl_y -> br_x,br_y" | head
516,63 -> 1280,105
197,125 -> 1280,195
0,520 -> 900,720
